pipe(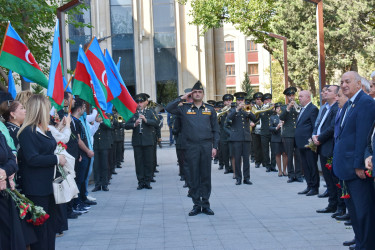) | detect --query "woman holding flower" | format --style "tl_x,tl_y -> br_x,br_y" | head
18,95 -> 67,250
